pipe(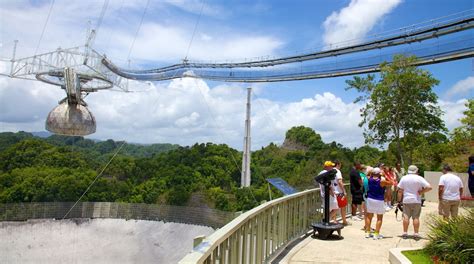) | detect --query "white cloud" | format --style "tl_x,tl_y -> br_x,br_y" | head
162,0 -> 229,18
0,1 -> 283,67
439,99 -> 469,131
108,23 -> 283,63
322,0 -> 402,49
1,74 -> 469,150
0,74 -> 365,149
445,76 -> 474,98
0,0 -> 284,149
